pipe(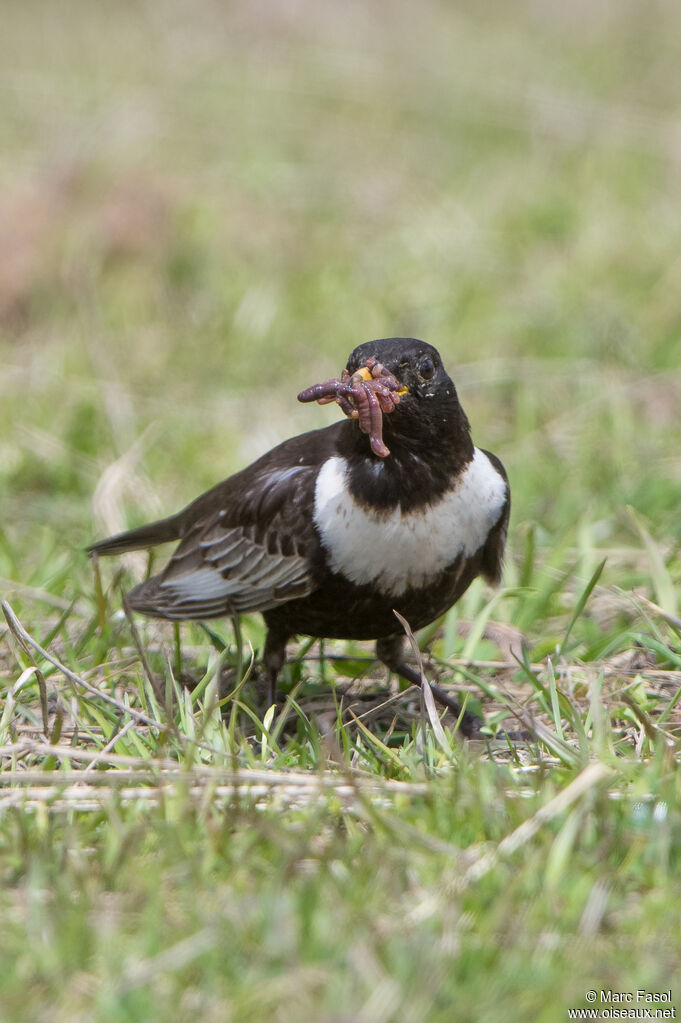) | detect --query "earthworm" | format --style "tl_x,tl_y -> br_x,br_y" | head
360,382 -> 389,458
297,358 -> 404,458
